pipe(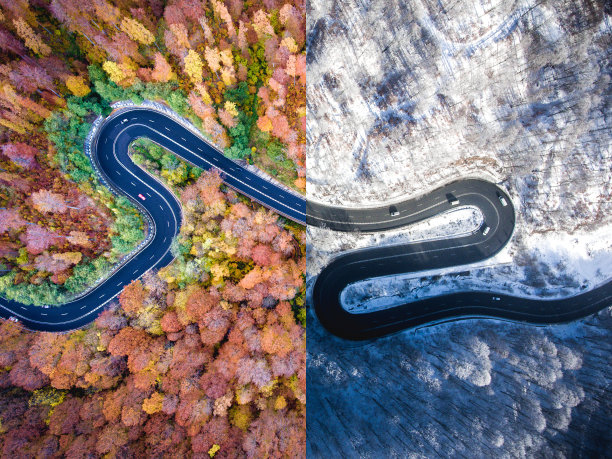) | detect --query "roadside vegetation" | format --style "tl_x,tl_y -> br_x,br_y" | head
0,0 -> 305,306
0,0 -> 306,456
